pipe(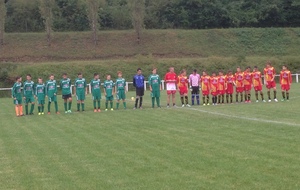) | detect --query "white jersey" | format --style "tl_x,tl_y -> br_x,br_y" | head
189,74 -> 200,87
